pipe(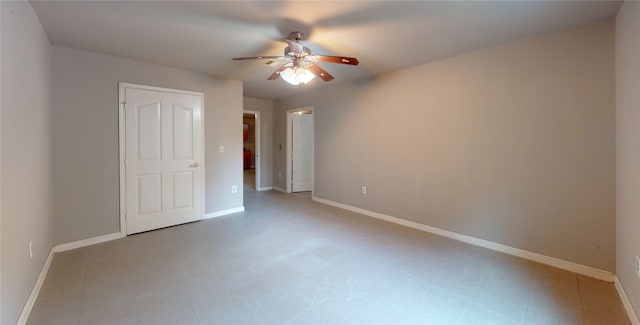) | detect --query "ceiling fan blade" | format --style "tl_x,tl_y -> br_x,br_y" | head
232,55 -> 288,61
314,55 -> 359,65
267,65 -> 289,80
307,64 -> 335,81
